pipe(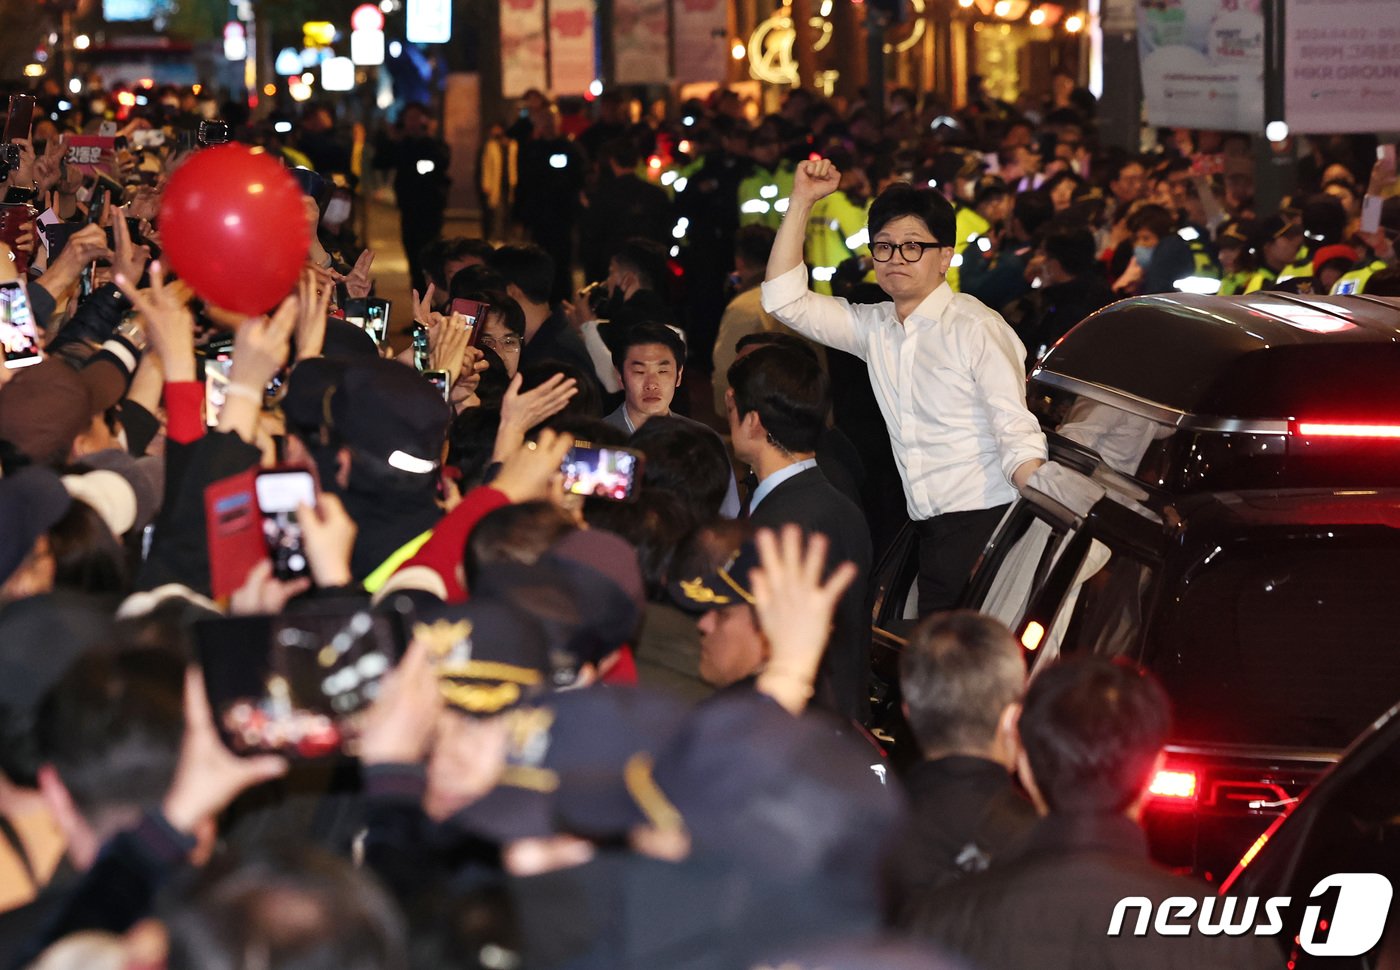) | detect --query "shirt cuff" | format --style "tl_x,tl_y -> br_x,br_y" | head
760,264 -> 810,314
1001,436 -> 1050,484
